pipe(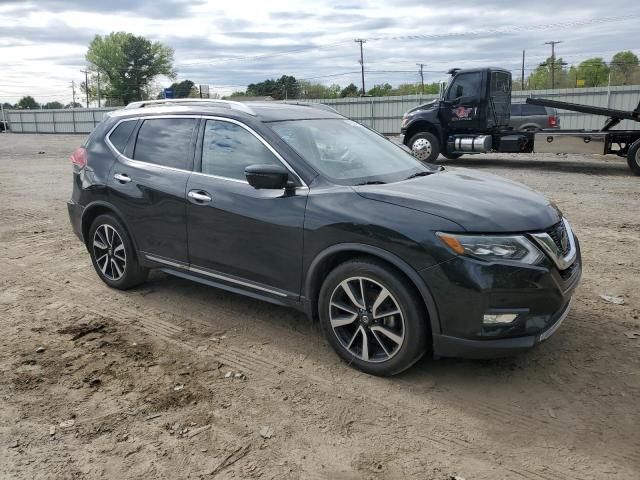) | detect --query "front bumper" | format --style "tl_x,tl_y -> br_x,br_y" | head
432,298 -> 574,359
423,237 -> 581,359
